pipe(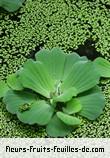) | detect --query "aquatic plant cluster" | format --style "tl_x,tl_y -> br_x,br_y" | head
1,48 -> 110,137
0,0 -> 110,137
